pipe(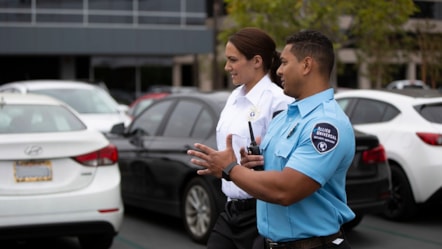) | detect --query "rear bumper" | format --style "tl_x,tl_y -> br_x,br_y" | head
427,187 -> 442,204
0,167 -> 124,237
346,176 -> 391,215
0,221 -> 117,240
347,200 -> 387,215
